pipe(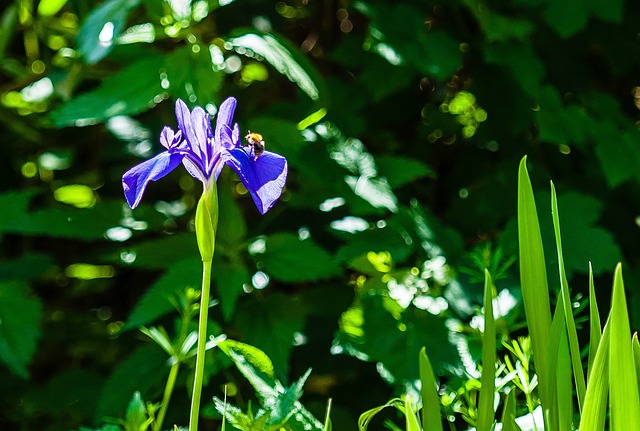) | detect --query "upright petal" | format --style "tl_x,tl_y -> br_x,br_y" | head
122,151 -> 184,208
223,149 -> 287,214
215,97 -> 237,148
175,99 -> 202,160
191,106 -> 213,165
